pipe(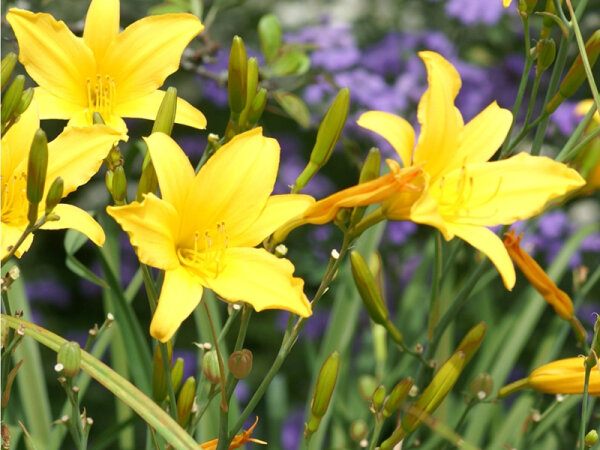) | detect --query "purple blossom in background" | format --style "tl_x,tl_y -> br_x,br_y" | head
173,348 -> 197,381
277,309 -> 330,341
234,380 -> 250,404
385,221 -> 418,246
445,0 -> 507,25
26,278 -> 72,307
281,409 -> 305,450
549,101 -> 579,136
